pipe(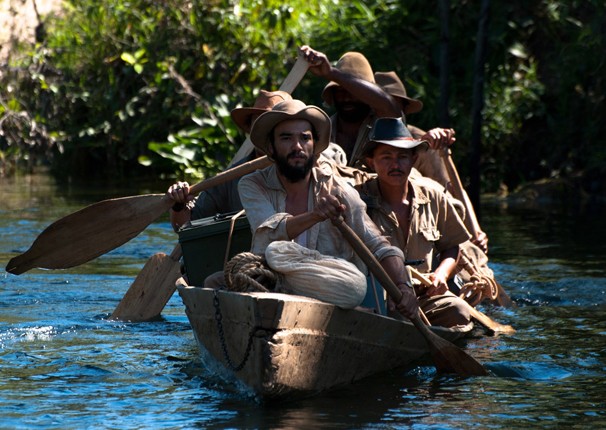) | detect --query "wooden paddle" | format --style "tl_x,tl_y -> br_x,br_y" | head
5,156 -> 271,275
110,245 -> 183,321
331,216 -> 488,377
441,148 -> 514,308
409,266 -> 515,335
109,56 -> 311,321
